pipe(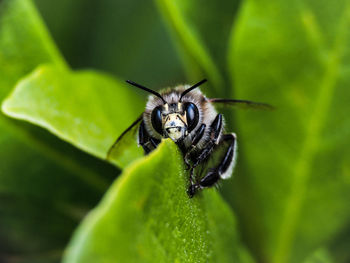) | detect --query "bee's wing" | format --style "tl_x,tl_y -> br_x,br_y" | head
208,98 -> 274,110
106,115 -> 143,167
